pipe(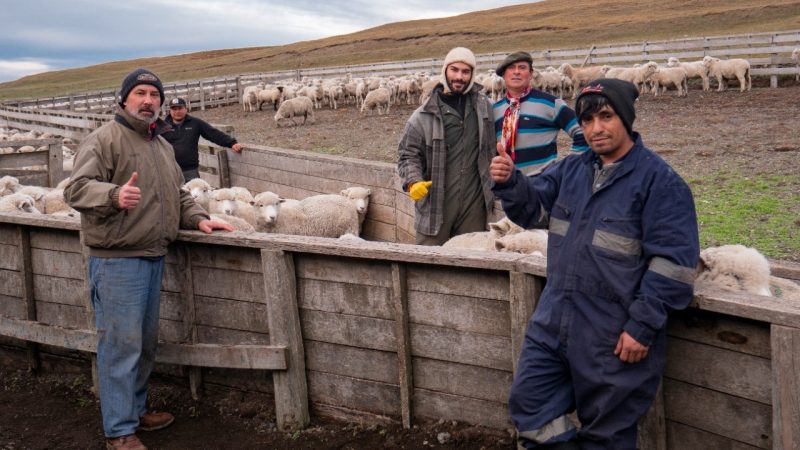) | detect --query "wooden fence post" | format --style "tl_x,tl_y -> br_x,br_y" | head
47,142 -> 64,188
79,238 -> 100,395
391,263 -> 413,428
508,272 -> 542,374
200,81 -> 206,111
771,325 -> 800,450
236,77 -> 242,104
16,225 -> 39,372
260,249 -> 309,431
637,382 -> 667,450
217,148 -> 231,188
176,243 -> 203,399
